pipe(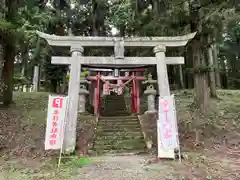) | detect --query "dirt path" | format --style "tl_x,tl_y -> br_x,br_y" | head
77,154 -> 176,180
